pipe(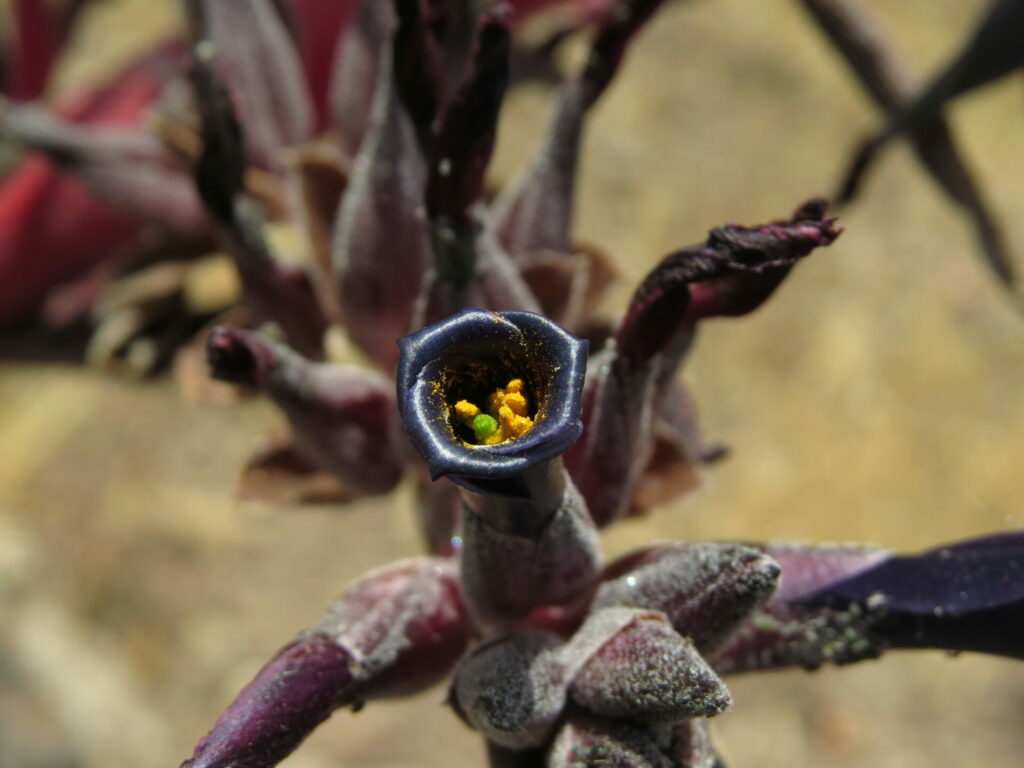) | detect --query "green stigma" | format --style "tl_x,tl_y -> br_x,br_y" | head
472,413 -> 499,439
